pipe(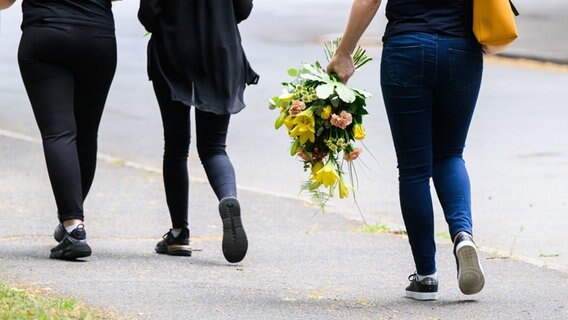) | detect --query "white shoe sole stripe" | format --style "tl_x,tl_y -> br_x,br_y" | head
456,241 -> 485,295
405,290 -> 438,301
